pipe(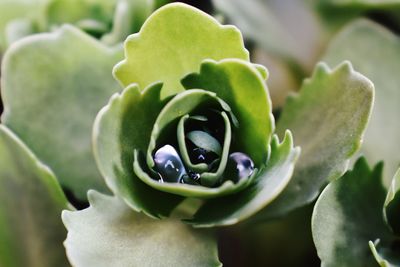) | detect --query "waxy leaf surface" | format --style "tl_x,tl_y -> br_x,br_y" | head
260,61 -> 374,218
1,25 -> 123,199
182,59 -> 274,167
312,158 -> 390,267
93,83 -> 183,218
323,19 -> 400,182
187,132 -> 299,227
63,191 -> 221,267
113,3 -> 249,98
0,125 -> 70,267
